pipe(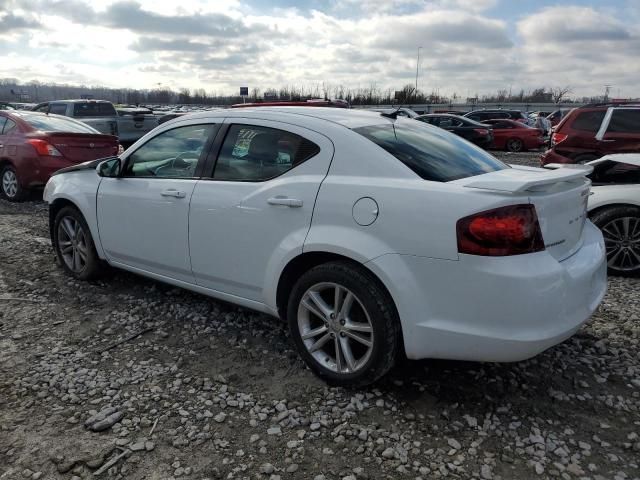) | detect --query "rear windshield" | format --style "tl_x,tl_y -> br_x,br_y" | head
354,121 -> 508,182
21,114 -> 99,133
73,102 -> 117,117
